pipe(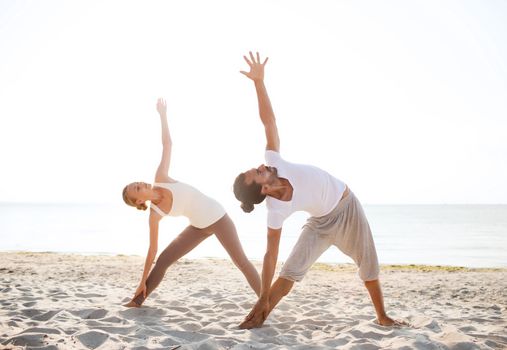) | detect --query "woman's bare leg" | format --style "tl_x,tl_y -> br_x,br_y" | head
211,214 -> 261,296
131,225 -> 211,306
